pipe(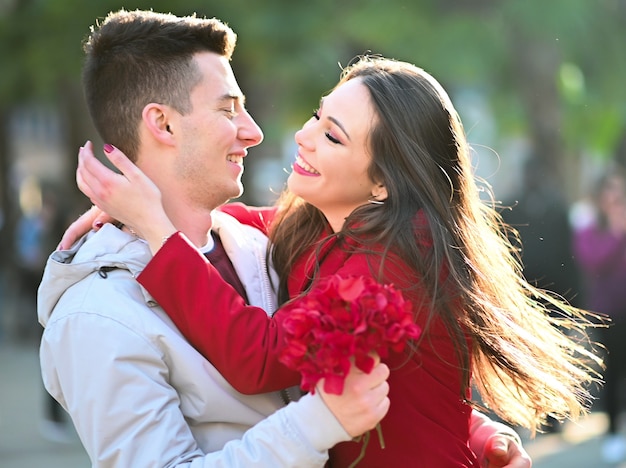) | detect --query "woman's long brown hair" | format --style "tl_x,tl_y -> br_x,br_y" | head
270,56 -> 602,434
